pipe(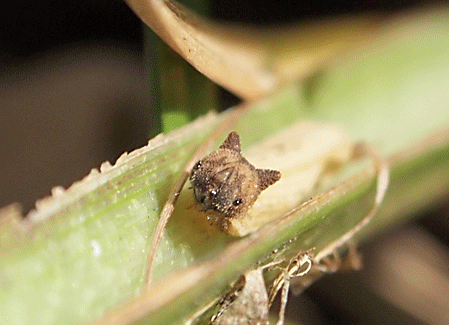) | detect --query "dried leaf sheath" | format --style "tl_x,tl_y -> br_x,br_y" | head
126,0 -> 382,99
